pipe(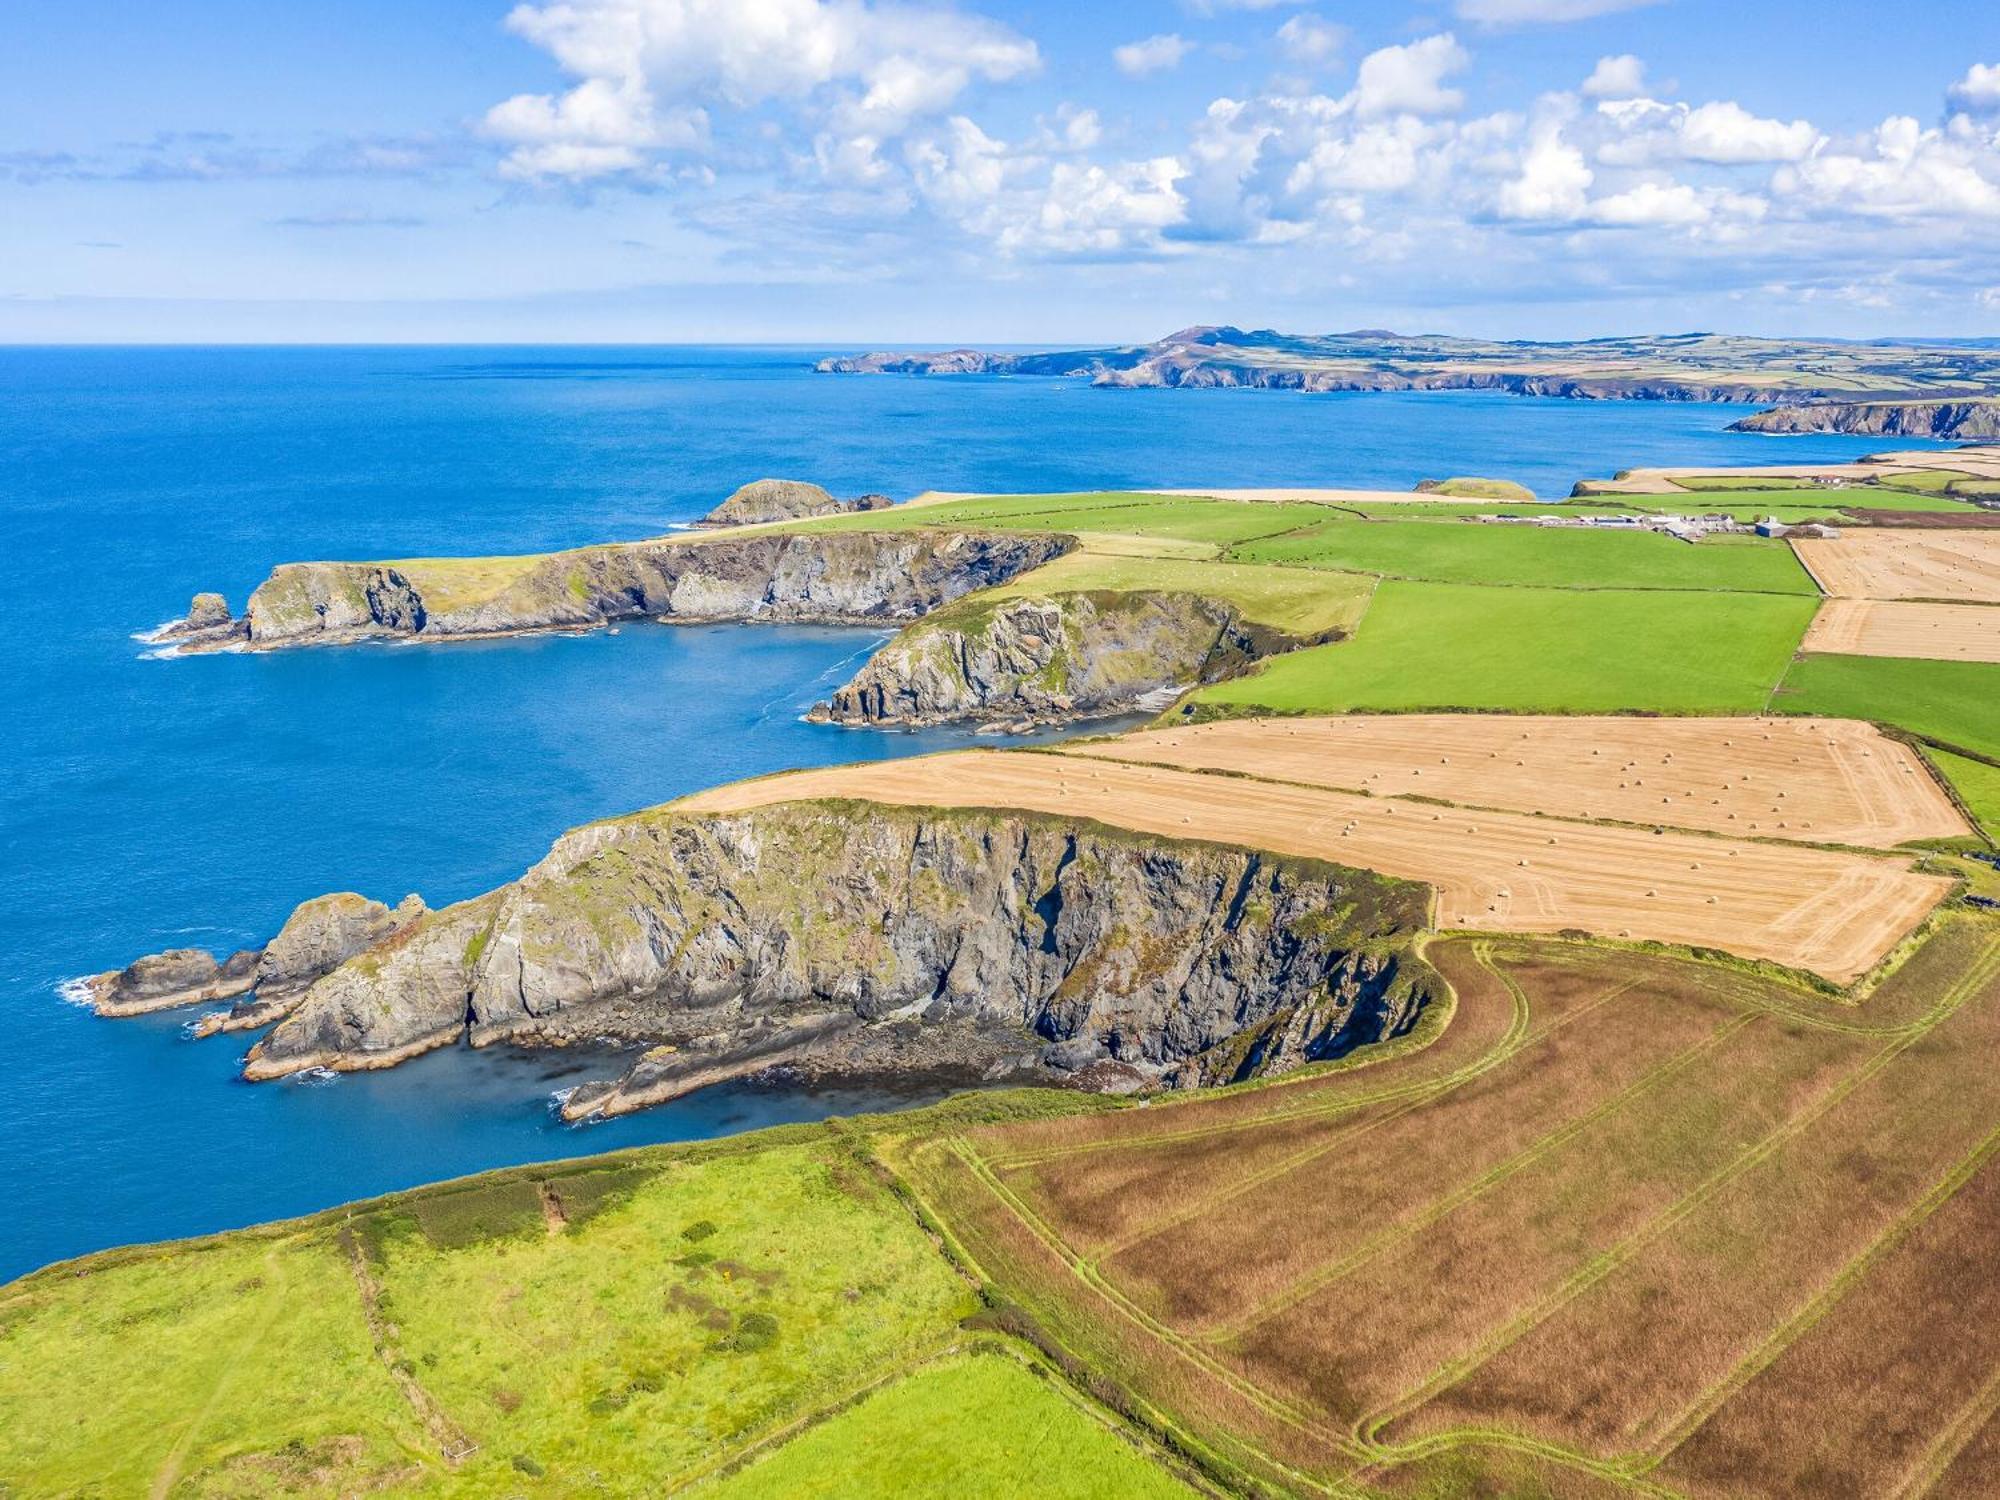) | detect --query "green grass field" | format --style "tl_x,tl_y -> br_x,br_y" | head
1228,518 -> 1816,594
1925,750 -> 2000,843
1772,653 -> 2000,762
1637,485 -> 1986,517
1,1128 -> 1116,1498
700,1353 -> 1196,1499
807,492 -> 1344,549
1192,580 -> 1818,716
985,550 -> 1374,637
